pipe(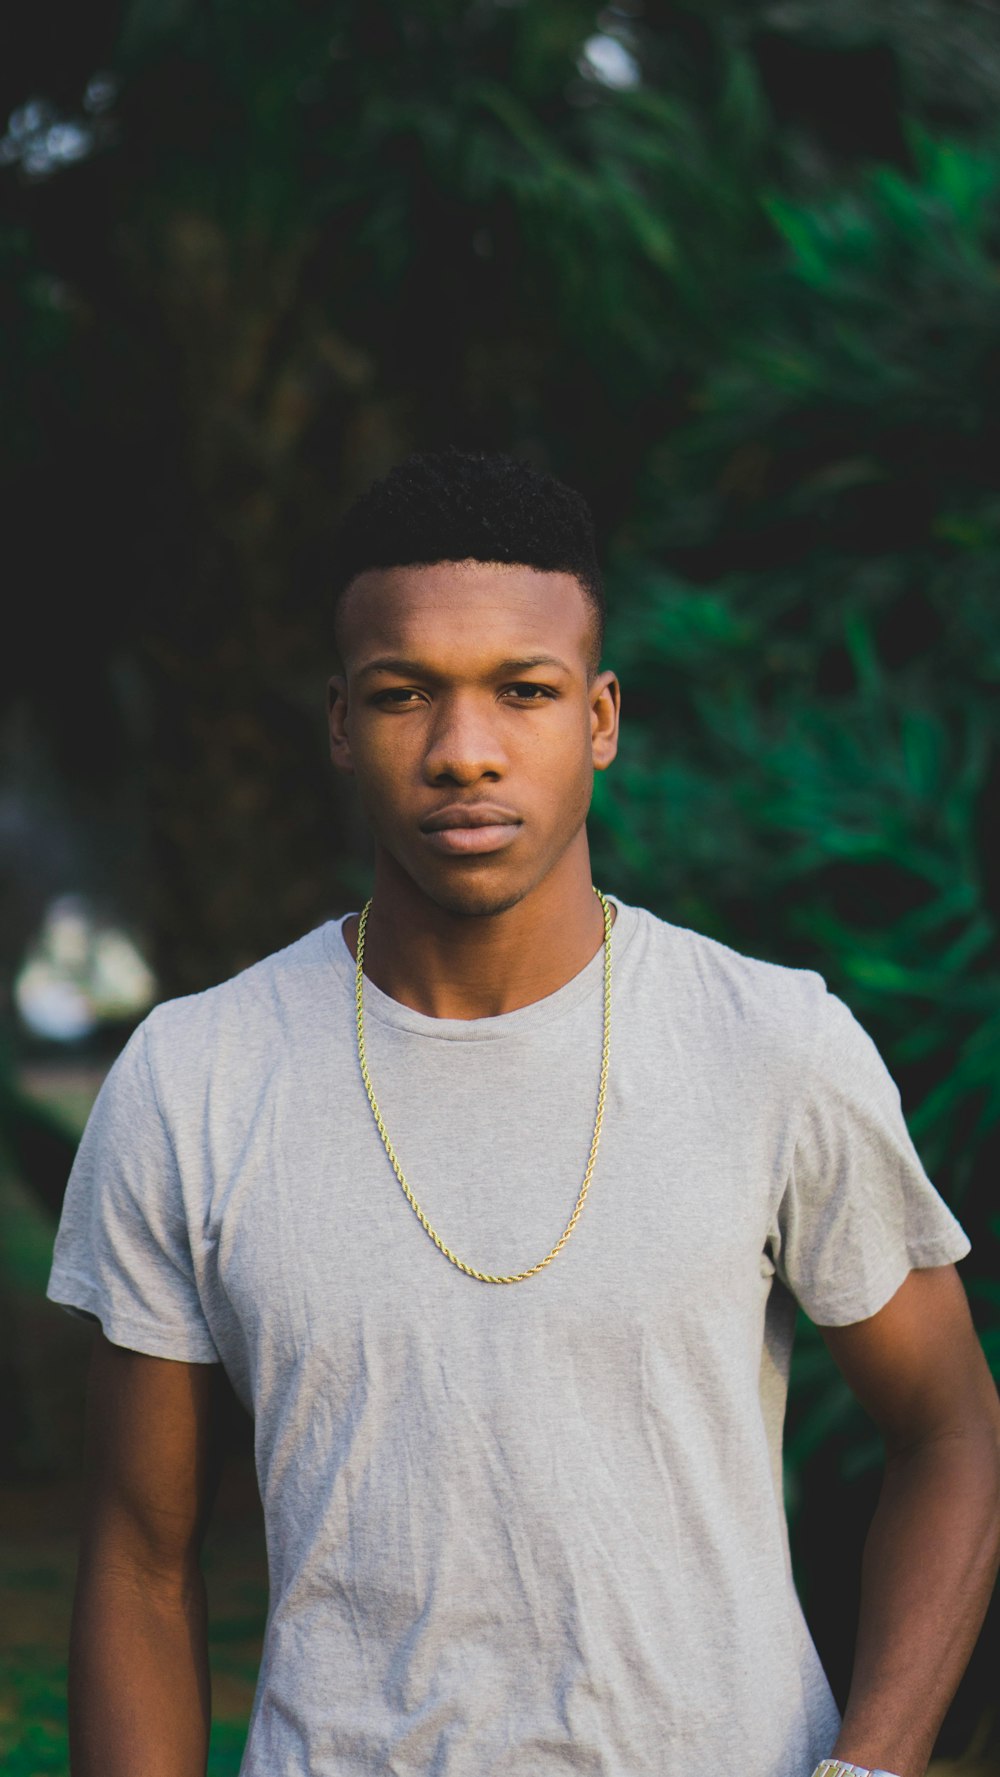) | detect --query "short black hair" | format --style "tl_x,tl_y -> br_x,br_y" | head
331,447 -> 605,669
